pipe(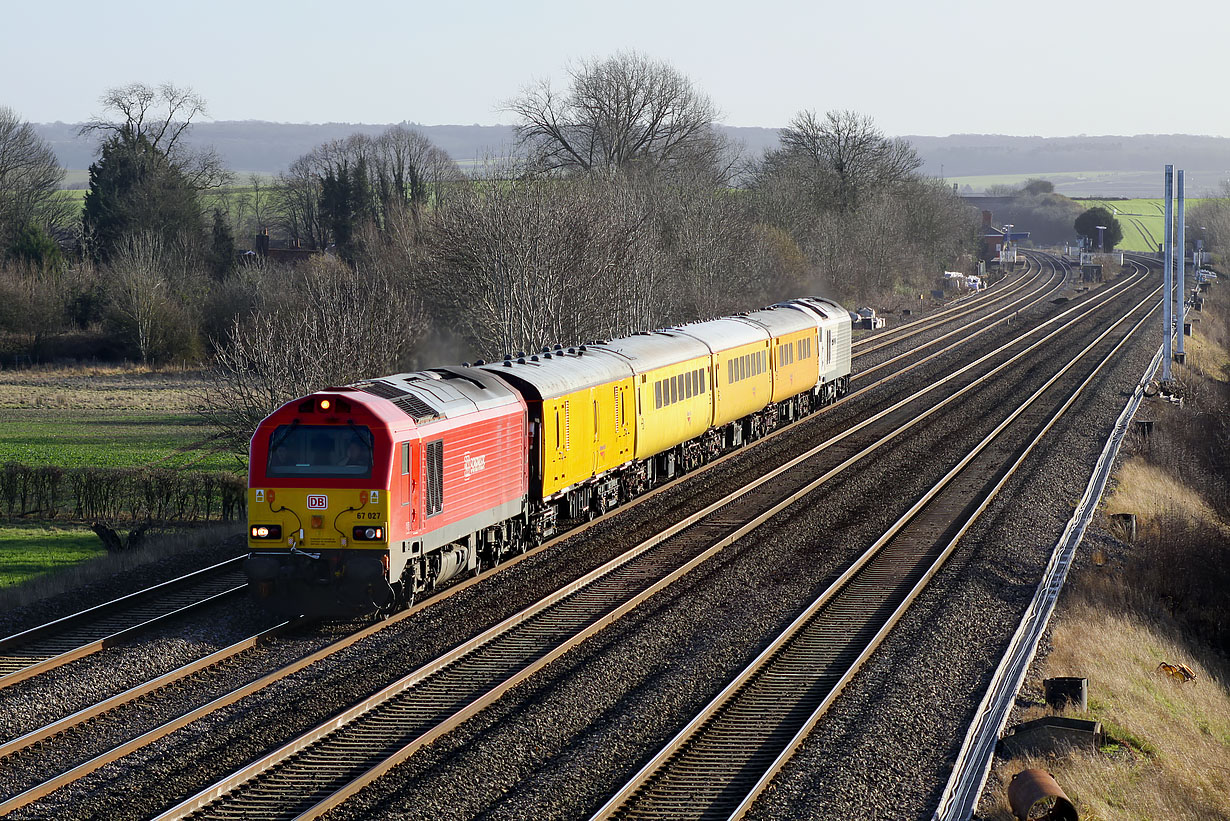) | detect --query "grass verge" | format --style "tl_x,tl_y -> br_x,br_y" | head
0,522 -> 242,613
0,523 -> 104,587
